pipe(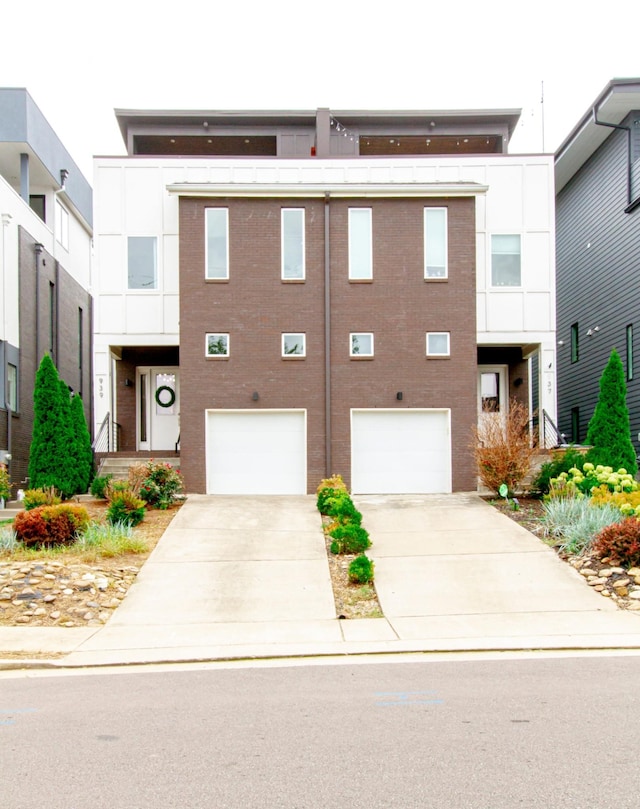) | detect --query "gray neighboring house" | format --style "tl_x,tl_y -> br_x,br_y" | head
0,89 -> 93,493
555,78 -> 640,449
